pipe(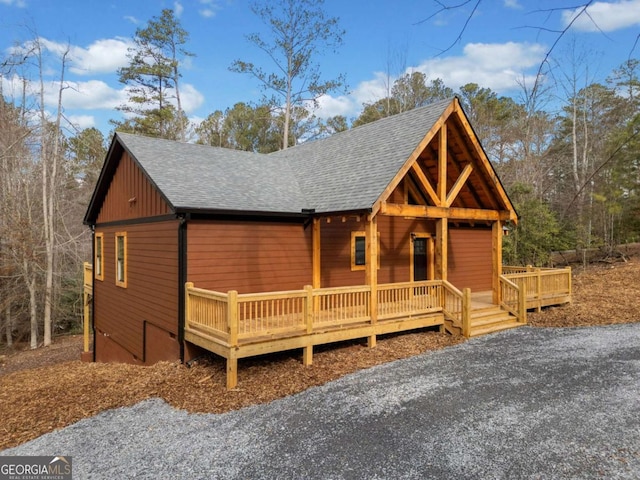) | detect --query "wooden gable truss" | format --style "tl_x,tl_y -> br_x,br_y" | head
369,97 -> 517,302
374,97 -> 516,223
